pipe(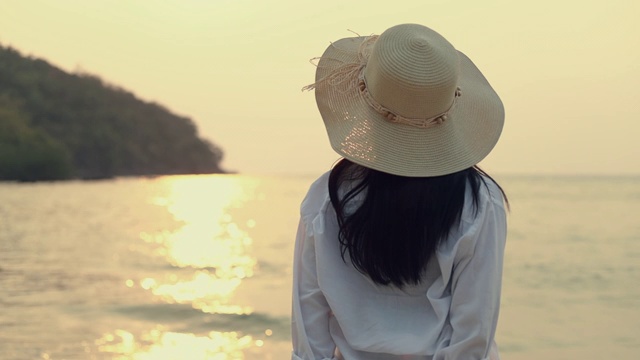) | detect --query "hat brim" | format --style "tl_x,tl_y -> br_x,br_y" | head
314,36 -> 505,177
